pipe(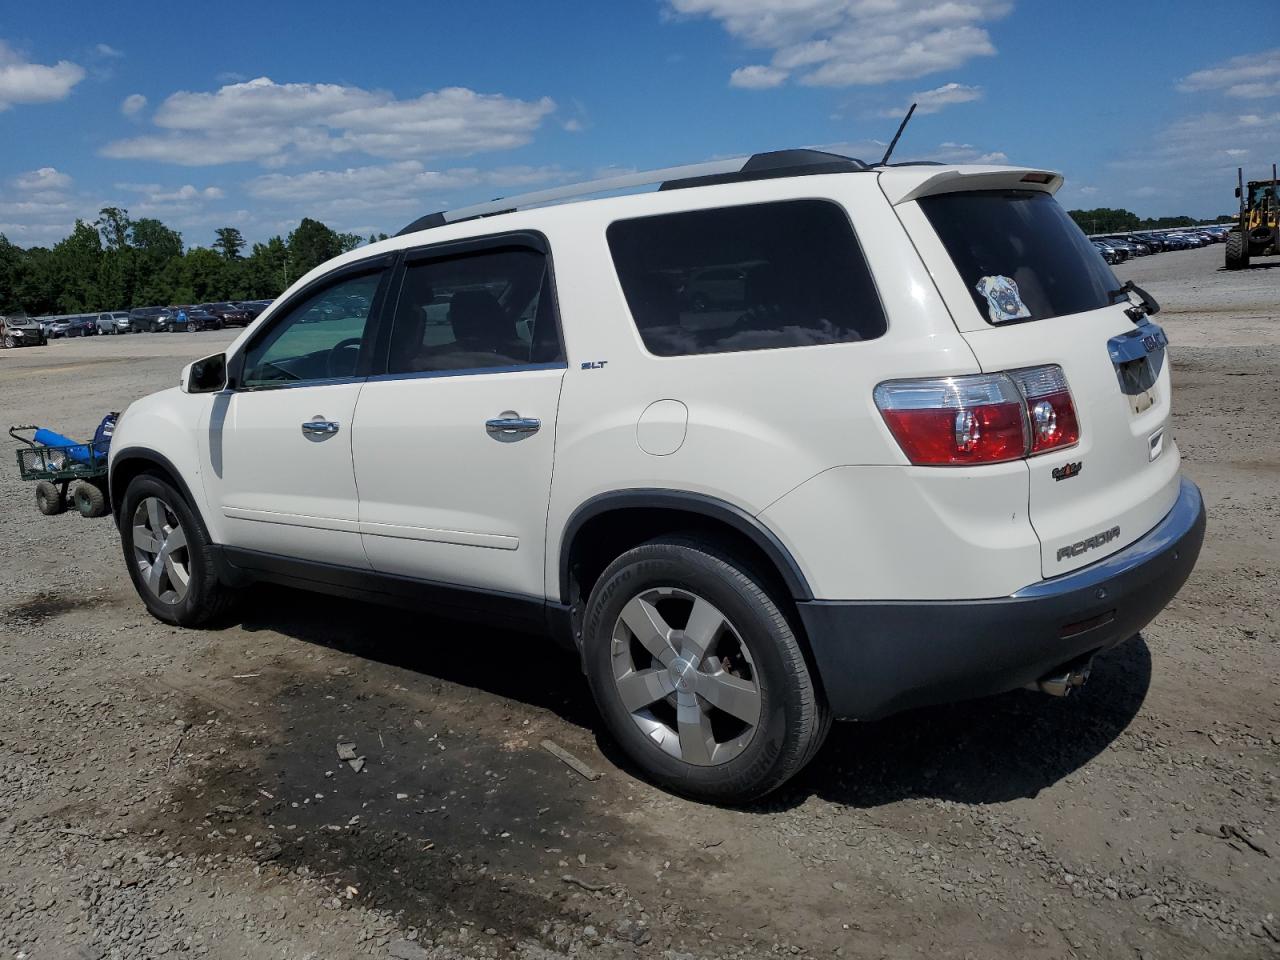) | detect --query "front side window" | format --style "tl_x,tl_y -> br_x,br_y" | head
386,246 -> 562,375
241,270 -> 384,388
607,199 -> 886,357
919,190 -> 1121,325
